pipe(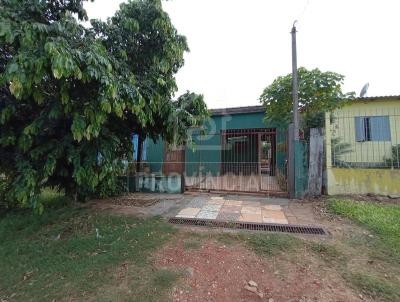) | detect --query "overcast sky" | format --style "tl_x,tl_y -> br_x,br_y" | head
84,0 -> 400,109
